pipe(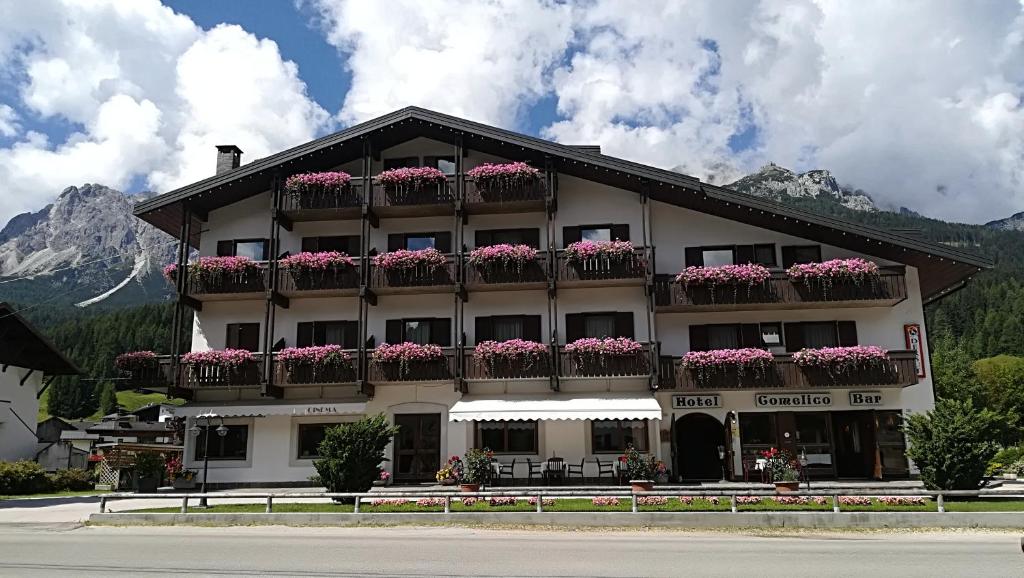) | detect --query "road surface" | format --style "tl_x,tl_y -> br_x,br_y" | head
0,525 -> 1020,577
